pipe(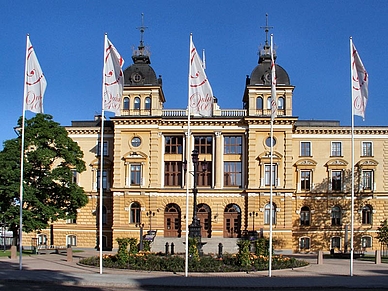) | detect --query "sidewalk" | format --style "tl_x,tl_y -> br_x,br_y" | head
0,249 -> 387,289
